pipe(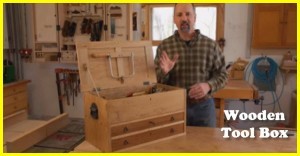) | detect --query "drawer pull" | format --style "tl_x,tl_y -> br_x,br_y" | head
170,116 -> 175,121
170,128 -> 175,133
149,121 -> 156,126
123,140 -> 129,145
123,126 -> 129,133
